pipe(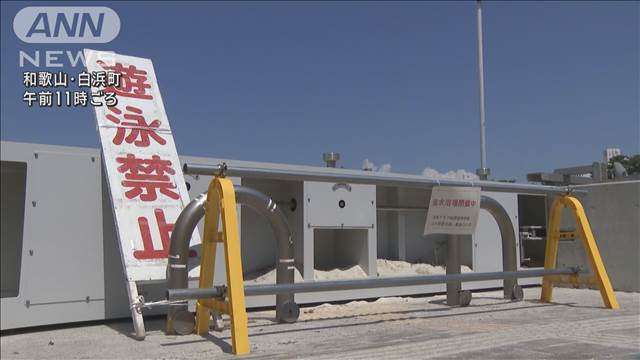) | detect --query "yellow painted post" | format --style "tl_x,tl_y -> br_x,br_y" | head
194,177 -> 250,355
540,195 -> 619,309
217,178 -> 250,354
195,179 -> 221,335
563,196 -> 619,309
540,197 -> 562,302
